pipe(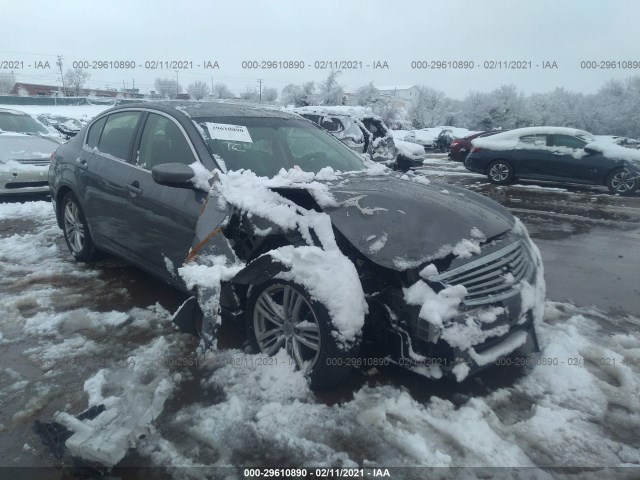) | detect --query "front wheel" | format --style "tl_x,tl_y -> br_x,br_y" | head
246,280 -> 358,390
61,191 -> 98,261
487,160 -> 514,184
607,168 -> 638,196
